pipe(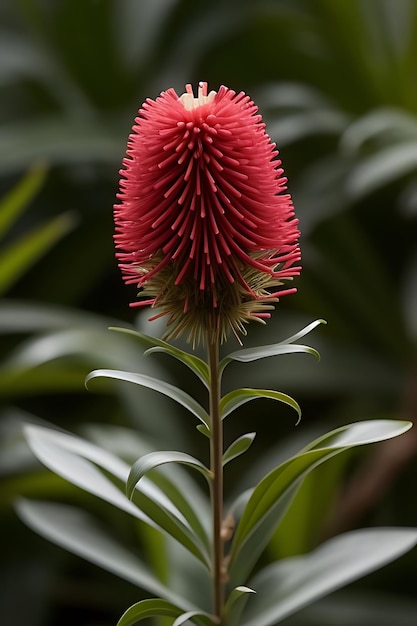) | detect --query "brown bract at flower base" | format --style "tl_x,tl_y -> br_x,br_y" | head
114,82 -> 301,346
